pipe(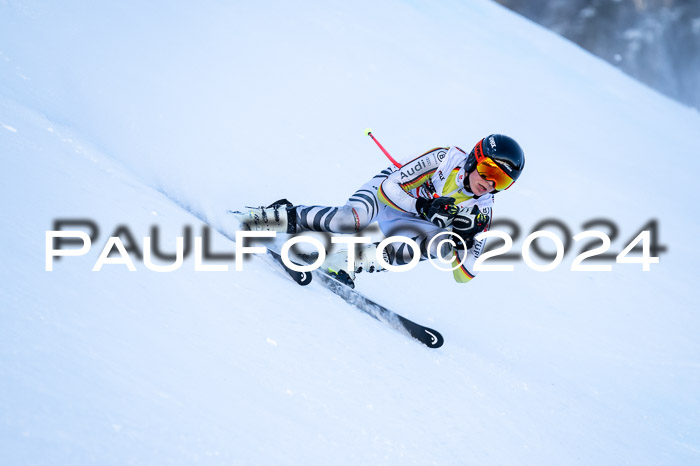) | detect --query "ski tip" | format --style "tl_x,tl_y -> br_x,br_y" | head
421,328 -> 444,348
298,271 -> 313,286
